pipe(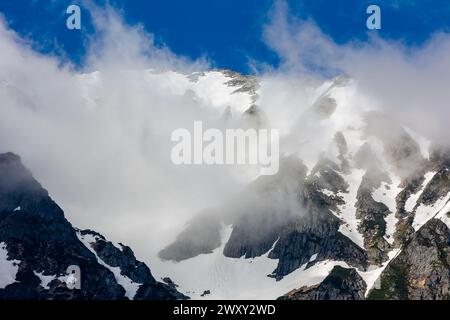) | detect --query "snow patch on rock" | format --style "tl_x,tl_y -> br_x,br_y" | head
0,242 -> 20,289
77,232 -> 141,299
